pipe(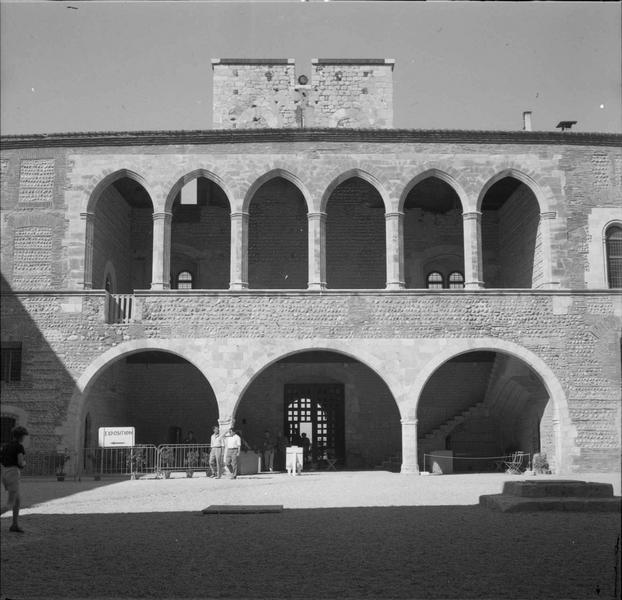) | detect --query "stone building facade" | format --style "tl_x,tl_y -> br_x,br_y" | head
1,59 -> 621,475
